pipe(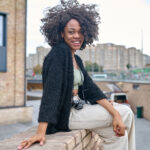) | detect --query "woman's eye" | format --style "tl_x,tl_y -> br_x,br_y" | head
69,31 -> 74,34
